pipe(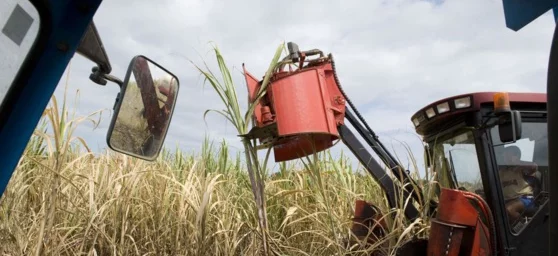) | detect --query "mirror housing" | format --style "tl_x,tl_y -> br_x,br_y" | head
106,55 -> 179,160
497,110 -> 522,143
